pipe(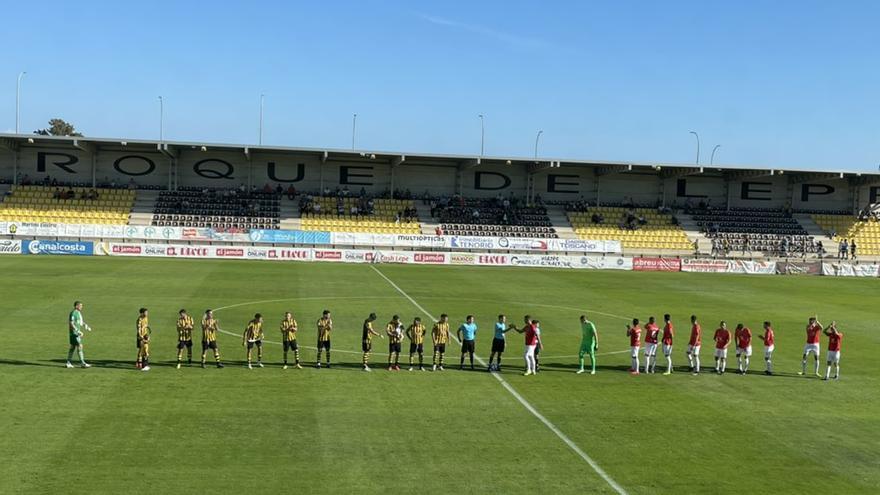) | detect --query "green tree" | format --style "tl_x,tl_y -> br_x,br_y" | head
34,118 -> 83,137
